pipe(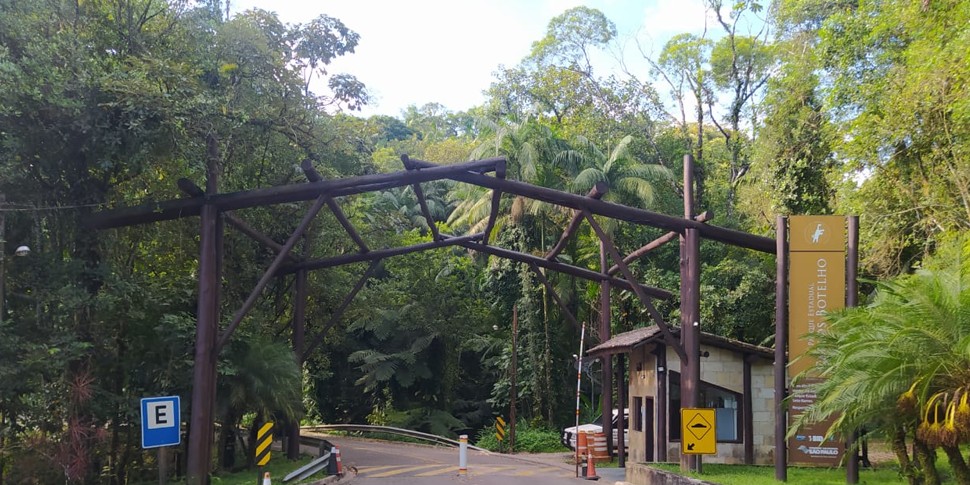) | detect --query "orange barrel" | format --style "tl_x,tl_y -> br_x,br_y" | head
576,430 -> 588,461
591,432 -> 609,463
